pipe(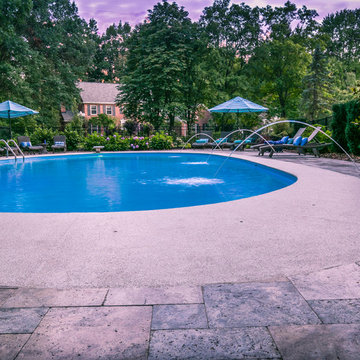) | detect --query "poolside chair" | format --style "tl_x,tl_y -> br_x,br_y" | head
250,127 -> 306,151
232,136 -> 260,151
191,131 -> 213,149
52,135 -> 67,152
259,127 -> 331,158
17,136 -> 44,153
210,132 -> 234,149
